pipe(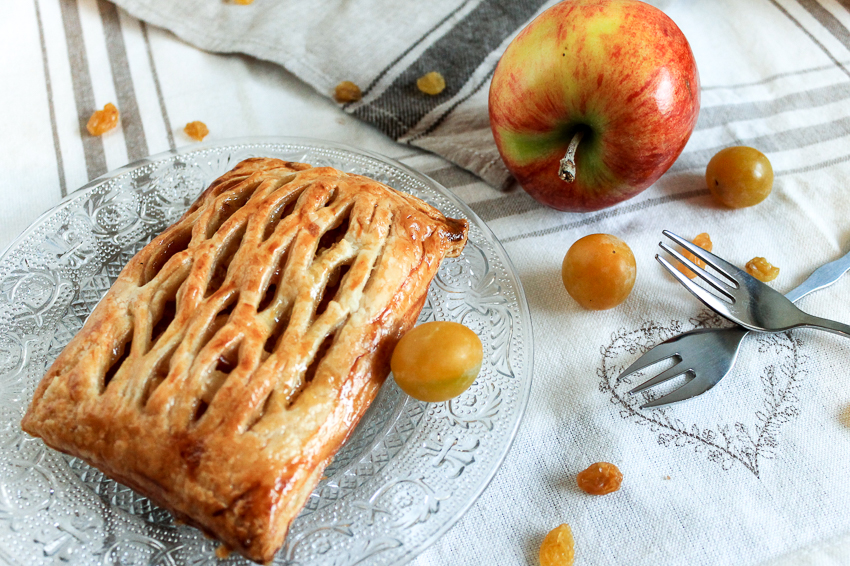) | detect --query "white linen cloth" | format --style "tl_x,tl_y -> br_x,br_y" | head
2,0 -> 850,565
